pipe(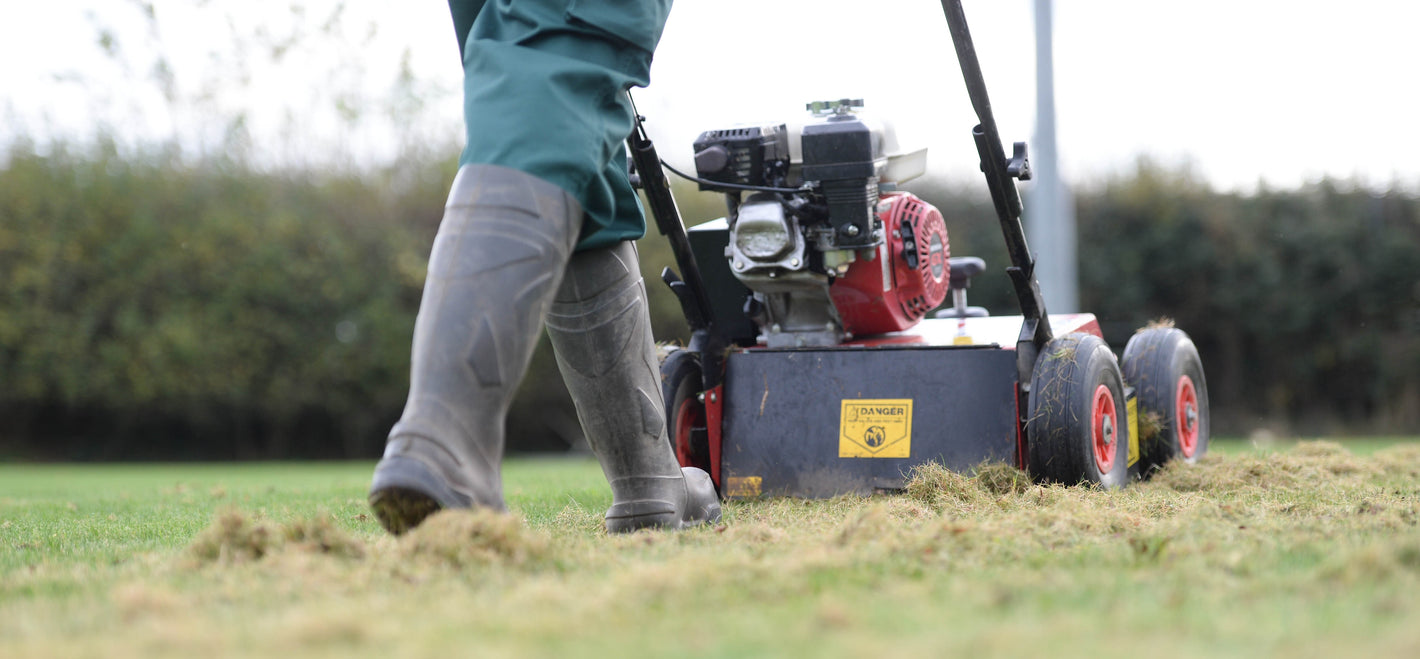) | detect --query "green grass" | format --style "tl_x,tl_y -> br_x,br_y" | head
3,440 -> 1420,658
1210,436 -> 1413,456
